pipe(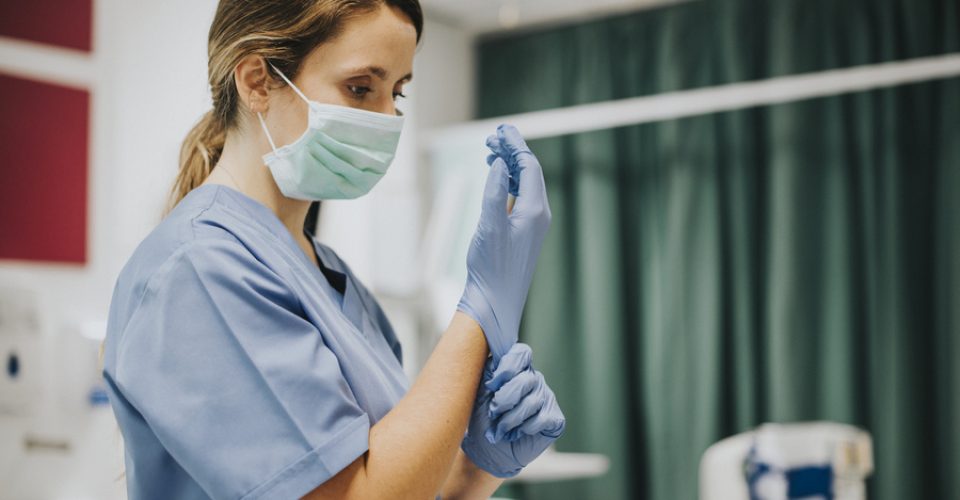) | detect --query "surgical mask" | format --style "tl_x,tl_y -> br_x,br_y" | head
257,64 -> 405,200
